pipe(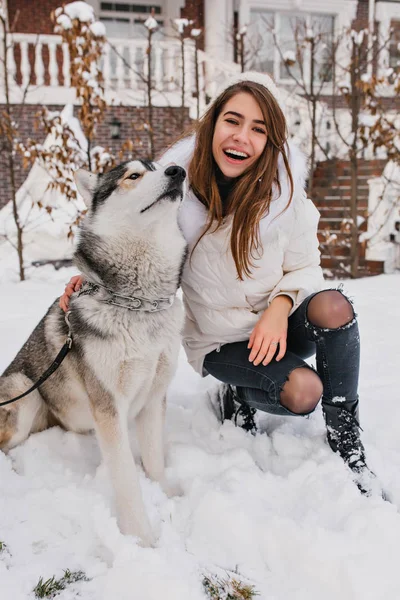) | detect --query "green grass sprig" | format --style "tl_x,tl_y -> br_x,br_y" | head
33,569 -> 88,598
203,573 -> 259,600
